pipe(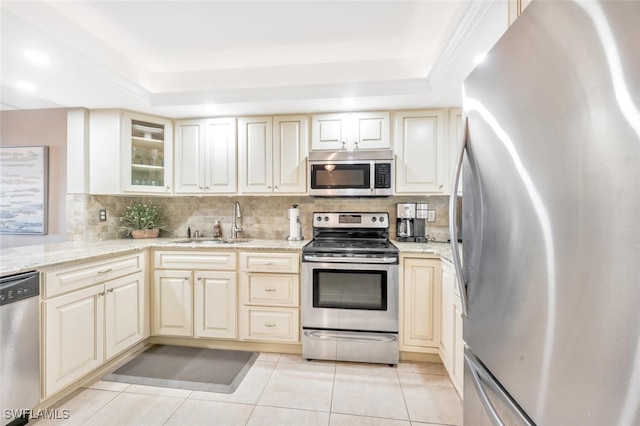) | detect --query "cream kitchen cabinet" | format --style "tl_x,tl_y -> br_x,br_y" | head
152,250 -> 237,339
89,109 -> 173,194
239,251 -> 300,343
311,112 -> 390,151
399,256 -> 441,353
174,118 -> 237,194
41,253 -> 147,398
449,108 -> 463,195
394,110 -> 447,194
238,115 -> 308,194
441,260 -> 464,397
508,0 -> 533,25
